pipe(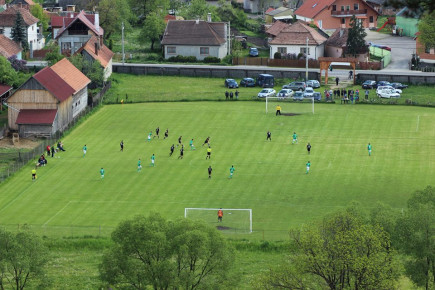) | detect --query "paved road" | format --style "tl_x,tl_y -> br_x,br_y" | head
365,30 -> 416,71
